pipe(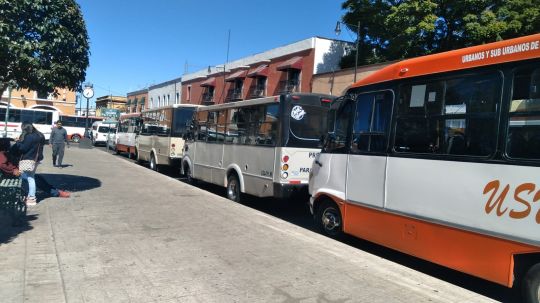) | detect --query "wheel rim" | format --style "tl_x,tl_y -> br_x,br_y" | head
322,207 -> 341,233
150,157 -> 156,170
72,135 -> 80,143
227,178 -> 238,201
